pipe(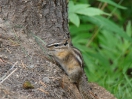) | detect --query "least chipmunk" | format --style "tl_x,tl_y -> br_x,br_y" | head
46,39 -> 83,87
